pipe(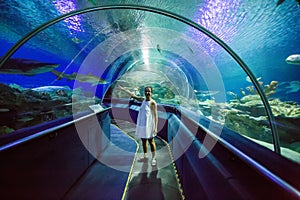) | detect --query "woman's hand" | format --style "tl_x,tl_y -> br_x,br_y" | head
117,85 -> 133,97
117,85 -> 125,90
